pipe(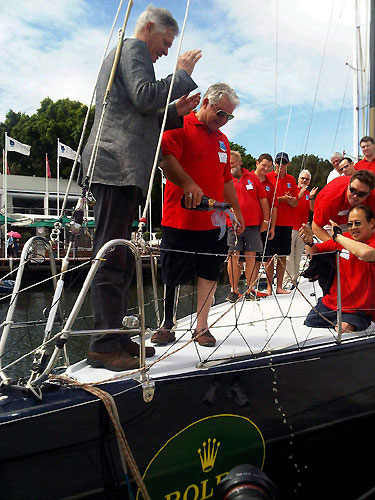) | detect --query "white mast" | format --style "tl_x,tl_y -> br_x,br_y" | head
4,133 -> 8,259
353,0 -> 360,161
44,153 -> 49,216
